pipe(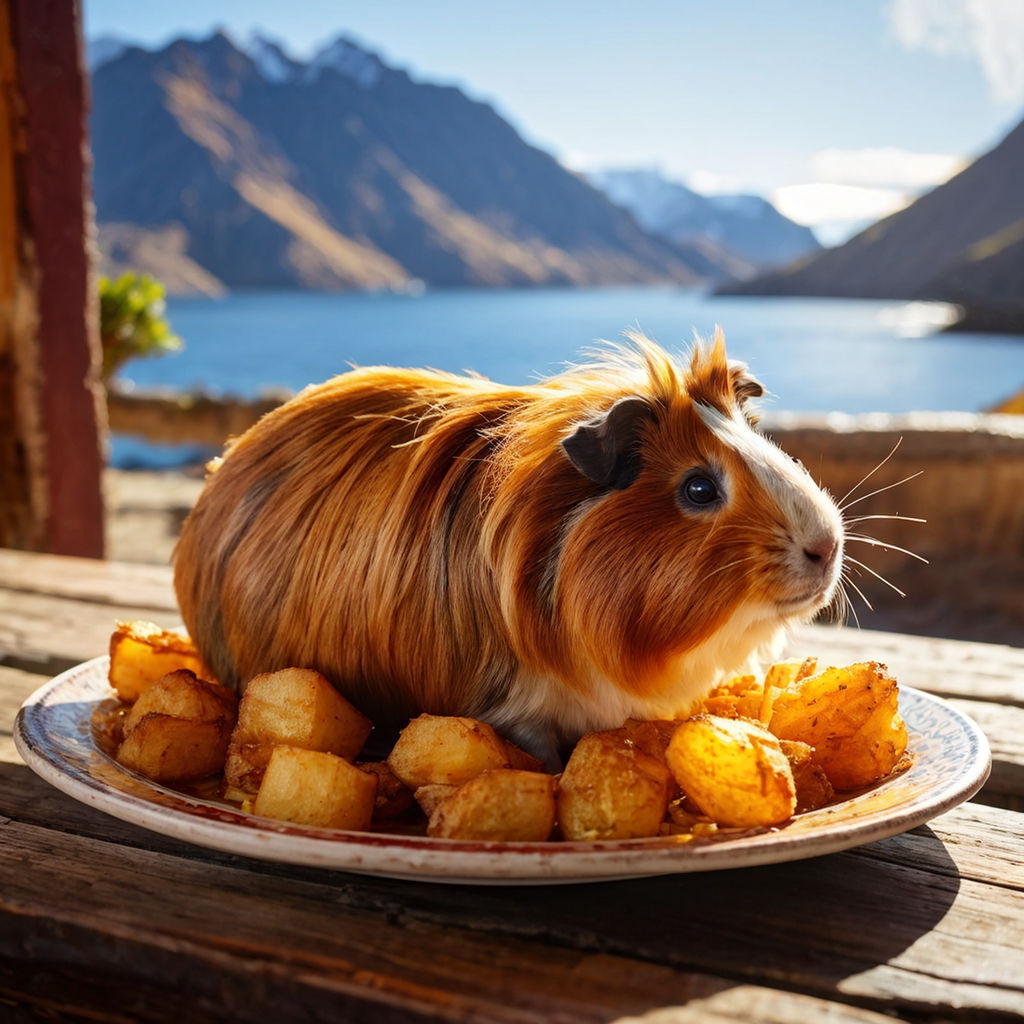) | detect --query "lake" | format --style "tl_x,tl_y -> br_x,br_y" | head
111,287 -> 1024,468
